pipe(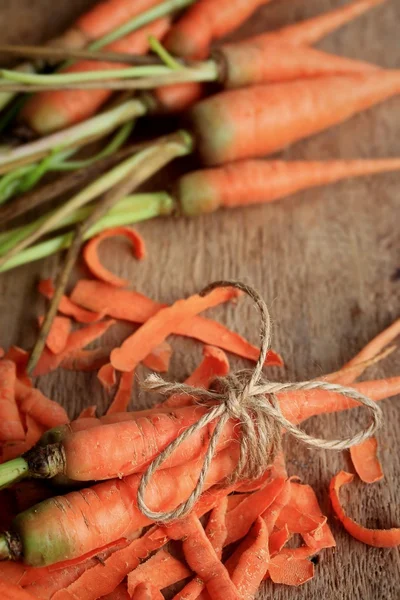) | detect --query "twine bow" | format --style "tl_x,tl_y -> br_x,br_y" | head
137,281 -> 382,523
